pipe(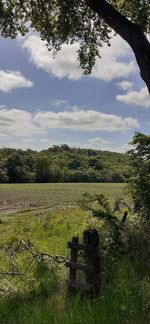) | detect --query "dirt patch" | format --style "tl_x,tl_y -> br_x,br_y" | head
0,201 -> 76,216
